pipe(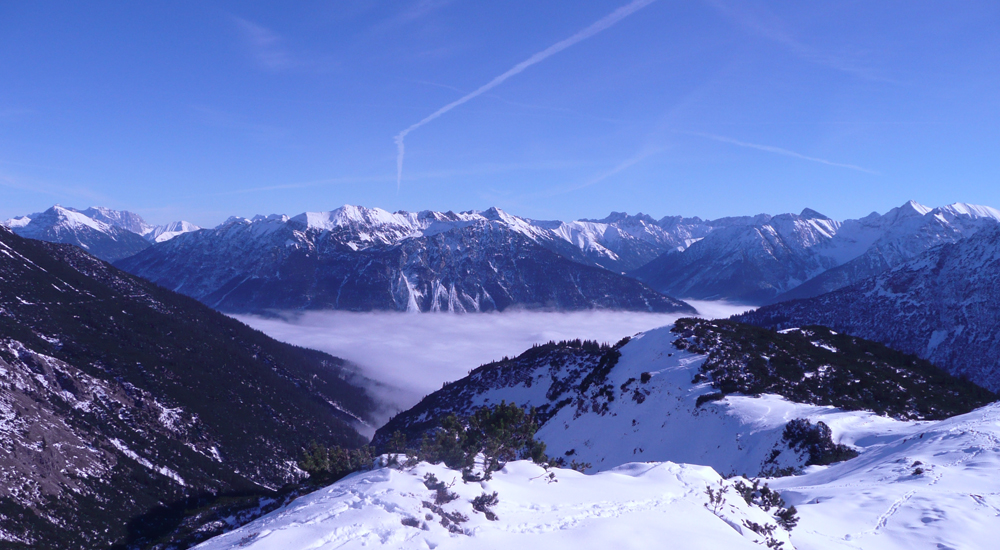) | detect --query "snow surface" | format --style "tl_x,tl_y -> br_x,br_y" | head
197,320 -> 1000,550
772,403 -> 1000,550
195,460 -> 788,550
